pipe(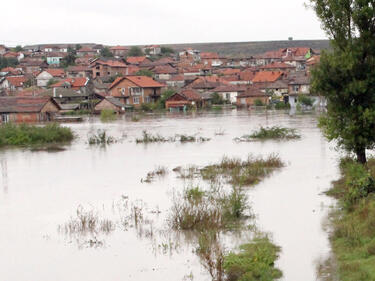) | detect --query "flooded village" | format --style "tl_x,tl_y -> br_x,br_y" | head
2,1 -> 375,281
